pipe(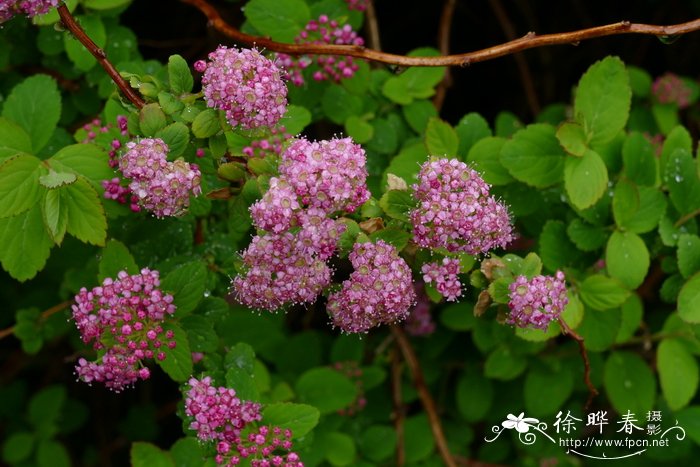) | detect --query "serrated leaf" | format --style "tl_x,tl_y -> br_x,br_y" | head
579,274 -> 630,311
155,122 -> 189,158
369,228 -> 410,251
281,105 -> 311,135
622,132 -> 657,186
605,230 -> 650,289
50,144 -> 114,190
139,103 -> 167,137
321,85 -> 363,125
564,149 -> 608,209
262,403 -> 320,438
679,272 -> 700,323
466,136 -> 513,185
622,186 -> 667,234
42,189 -> 67,244
160,261 -> 208,317
38,170 -> 77,189
574,56 -> 631,145
556,122 -> 587,156
566,218 -> 607,251
63,177 -> 107,246
2,75 -> 61,153
484,347 -> 527,380
524,364 -> 574,416
425,117 -> 458,156
0,117 -> 32,161
501,123 -> 565,187
181,315 -> 218,353
402,100 -> 437,134
167,54 -> 193,95
191,109 -> 220,139
344,115 -> 373,143
604,351 -> 655,417
130,442 -> 175,467
157,322 -> 192,382
665,148 -> 700,216
658,338 -> 699,411
295,368 -> 357,414
378,190 -> 415,222
539,220 -> 583,272
0,154 -> 45,218
612,178 -> 639,228
456,112 -> 491,157
244,0 -> 310,43
0,203 -> 53,281
678,234 -> 700,278
98,239 -> 139,281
